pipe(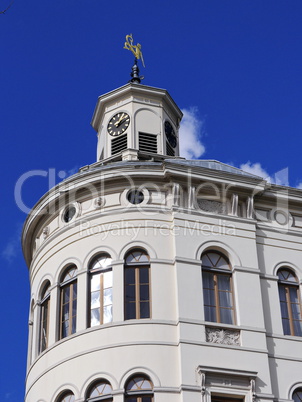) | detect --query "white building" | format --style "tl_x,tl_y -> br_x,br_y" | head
22,78 -> 302,402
